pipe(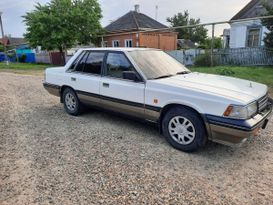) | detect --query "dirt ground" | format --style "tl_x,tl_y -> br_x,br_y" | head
1,72 -> 273,205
